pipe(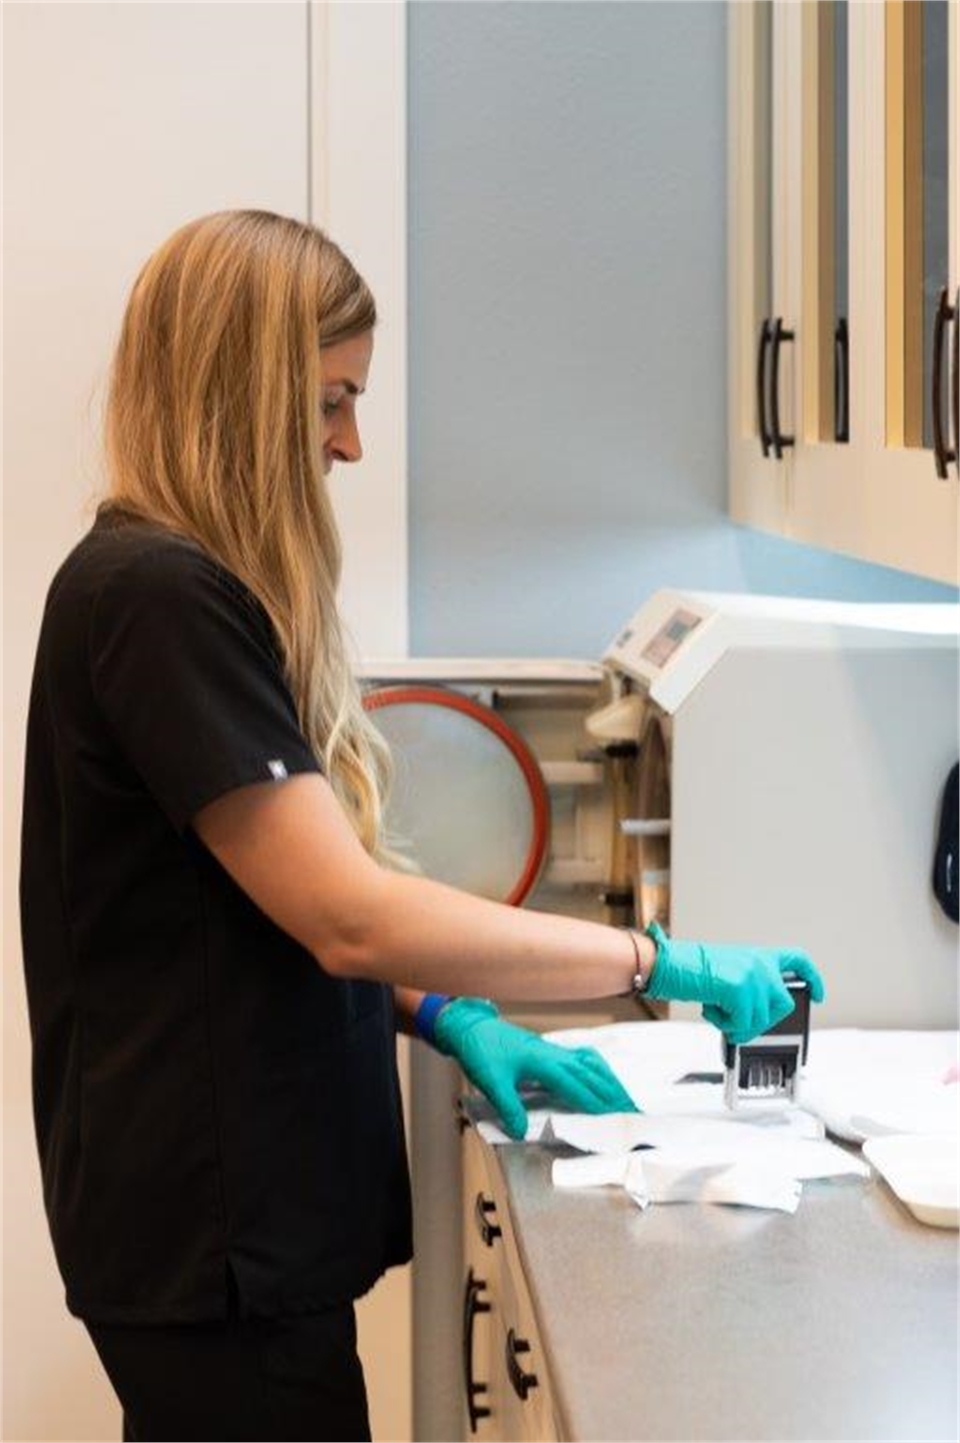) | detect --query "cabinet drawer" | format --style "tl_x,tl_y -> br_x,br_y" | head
495,1228 -> 560,1442
462,1129 -> 502,1440
461,1128 -> 561,1442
